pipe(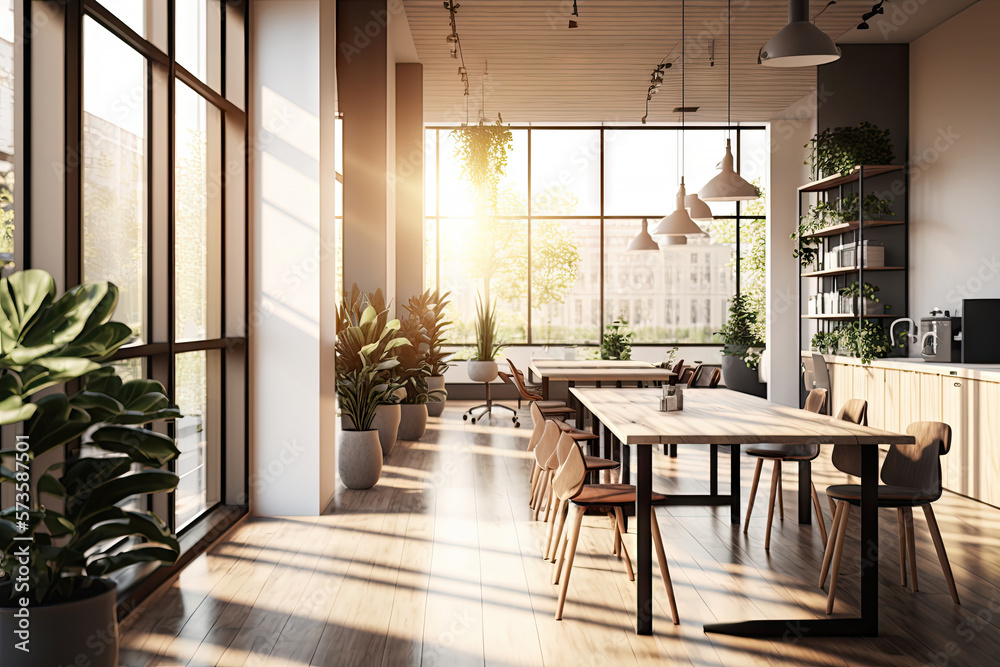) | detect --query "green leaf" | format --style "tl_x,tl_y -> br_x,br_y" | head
73,512 -> 178,555
23,282 -> 118,349
88,426 -> 181,467
37,473 -> 66,498
360,305 -> 377,326
25,394 -> 92,456
85,546 -> 178,577
0,270 -> 56,353
0,394 -> 36,426
61,456 -> 133,511
21,358 -> 103,396
73,470 -> 179,522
